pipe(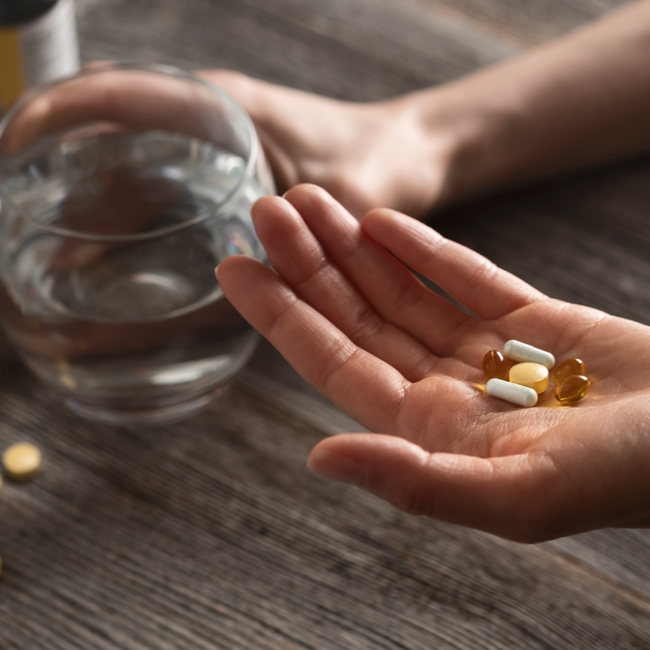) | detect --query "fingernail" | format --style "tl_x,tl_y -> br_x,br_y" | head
307,449 -> 363,485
